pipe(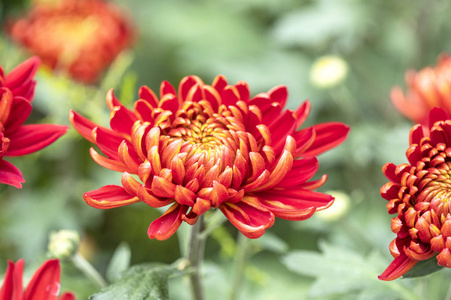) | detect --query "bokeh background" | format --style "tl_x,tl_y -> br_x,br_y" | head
1,0 -> 451,299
